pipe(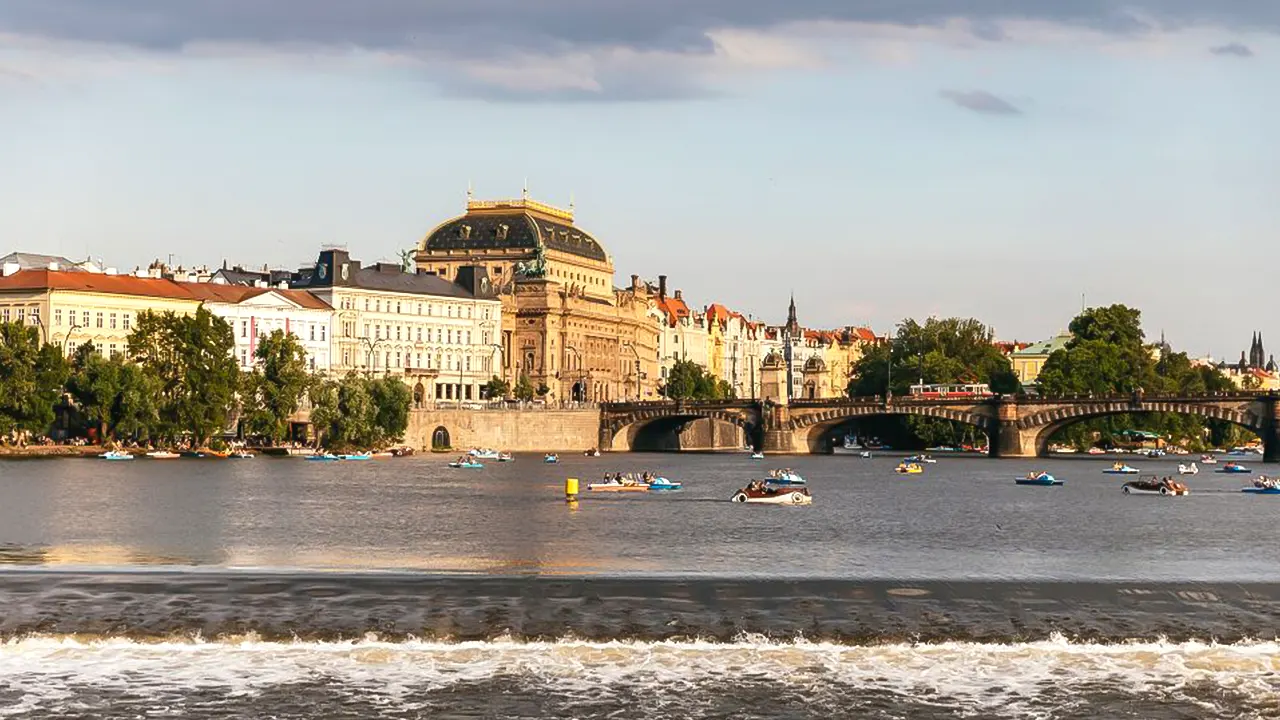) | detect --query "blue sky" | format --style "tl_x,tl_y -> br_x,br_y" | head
2,1 -> 1277,360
